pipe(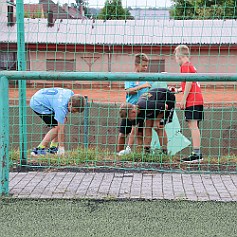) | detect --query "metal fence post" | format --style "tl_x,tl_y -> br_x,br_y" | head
16,0 -> 27,166
83,96 -> 89,149
0,76 -> 9,196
